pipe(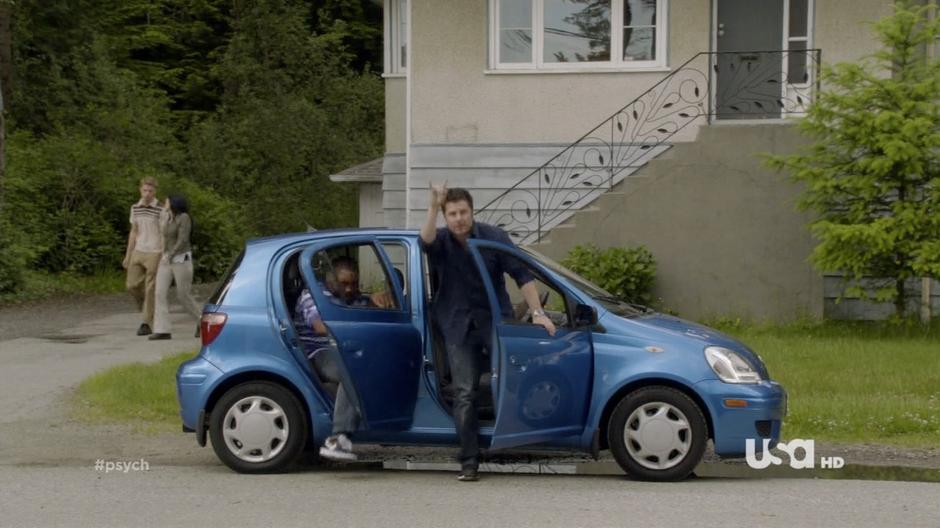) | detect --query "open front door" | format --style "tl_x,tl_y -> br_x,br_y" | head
468,240 -> 593,450
298,238 -> 421,430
